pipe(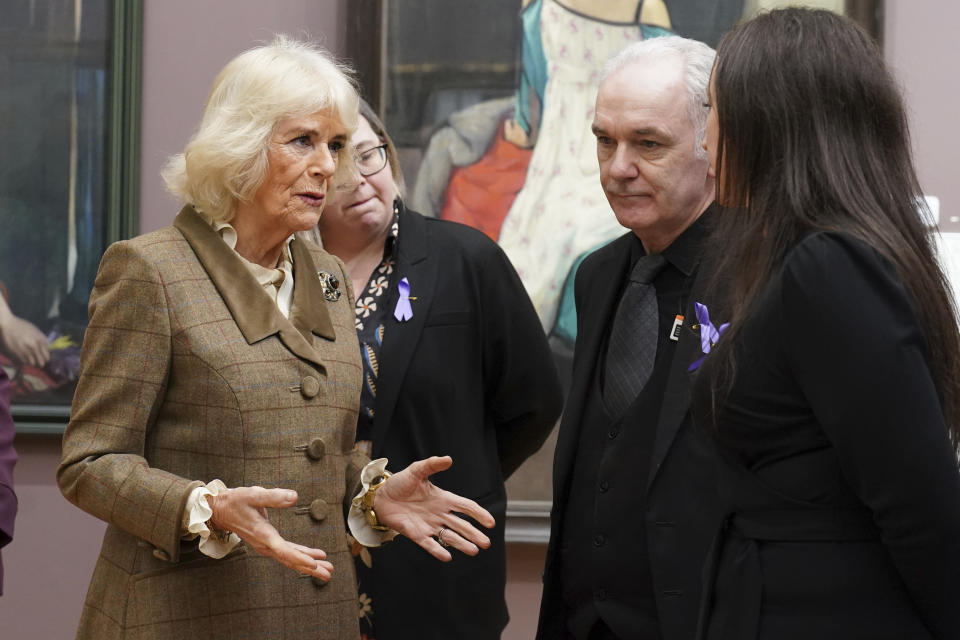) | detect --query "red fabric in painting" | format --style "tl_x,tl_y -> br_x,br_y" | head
440,125 -> 533,241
